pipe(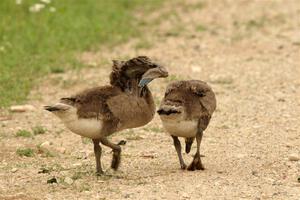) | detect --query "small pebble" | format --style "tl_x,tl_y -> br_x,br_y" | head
40,141 -> 51,148
288,154 -> 300,161
181,192 -> 190,199
236,153 -> 246,159
10,105 -> 35,112
57,147 -> 66,154
72,163 -> 82,167
64,177 -> 74,185
191,65 -> 201,72
11,168 -> 18,173
0,116 -> 11,121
